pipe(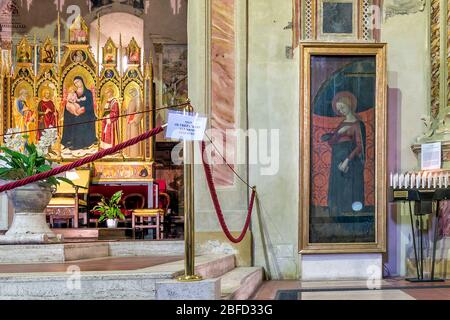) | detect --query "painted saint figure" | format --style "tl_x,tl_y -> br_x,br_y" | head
61,76 -> 97,151
14,88 -> 36,143
100,87 -> 120,150
124,87 -> 143,157
42,43 -> 55,64
128,45 -> 140,64
321,92 -> 366,217
37,88 -> 57,139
